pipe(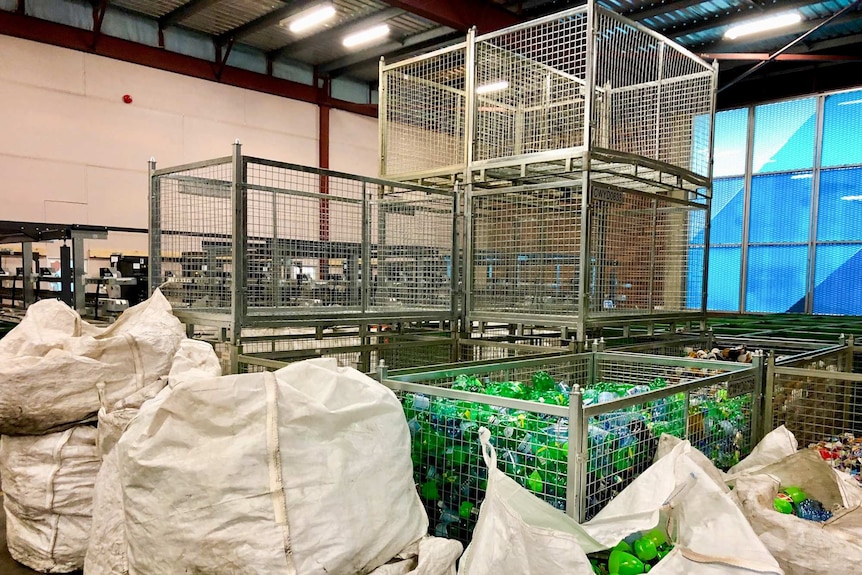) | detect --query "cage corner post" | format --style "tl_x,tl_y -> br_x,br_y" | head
566,385 -> 586,523
229,141 -> 248,374
148,156 -> 161,298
